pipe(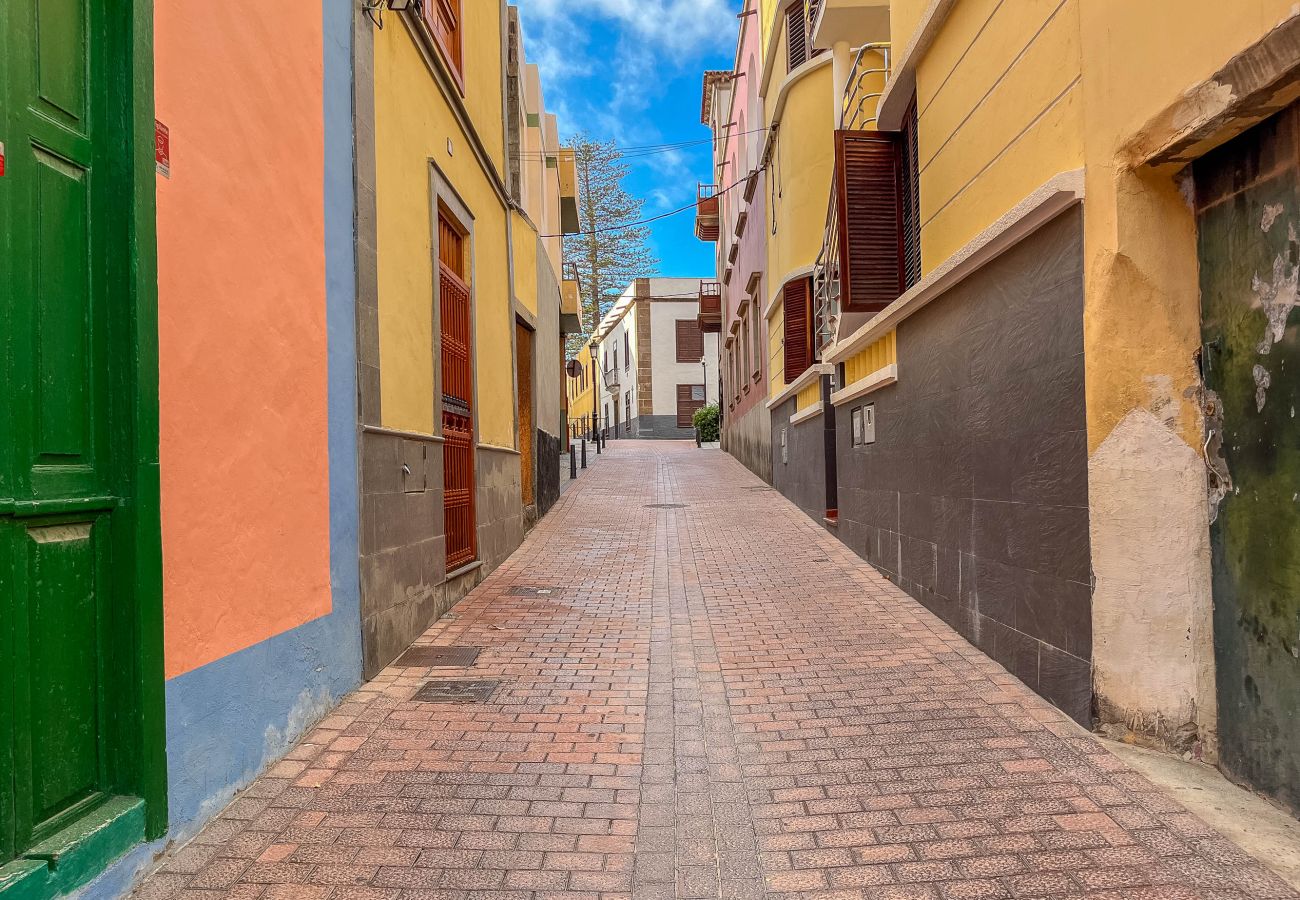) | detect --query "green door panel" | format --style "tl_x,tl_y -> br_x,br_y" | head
34,0 -> 89,132
2,0 -> 147,874
1196,107 -> 1300,814
21,521 -> 105,838
32,149 -> 93,463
